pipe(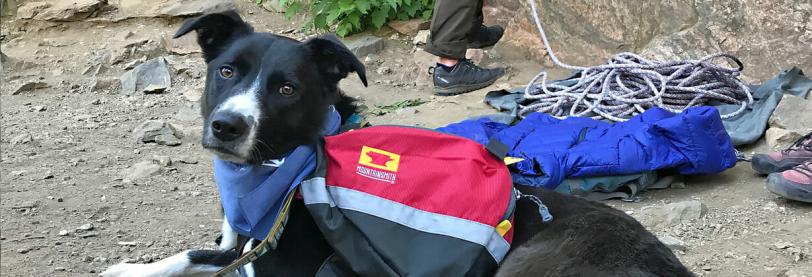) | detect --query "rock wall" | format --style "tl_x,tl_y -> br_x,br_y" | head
485,0 -> 812,81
